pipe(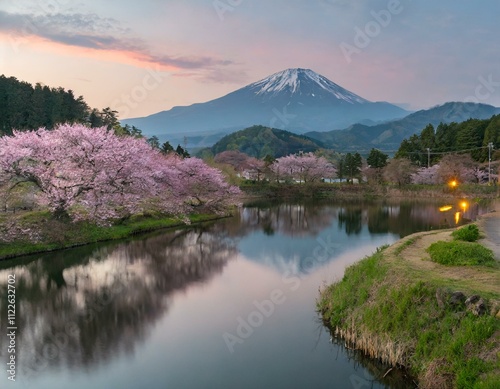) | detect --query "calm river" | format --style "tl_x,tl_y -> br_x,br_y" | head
0,199 -> 490,389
